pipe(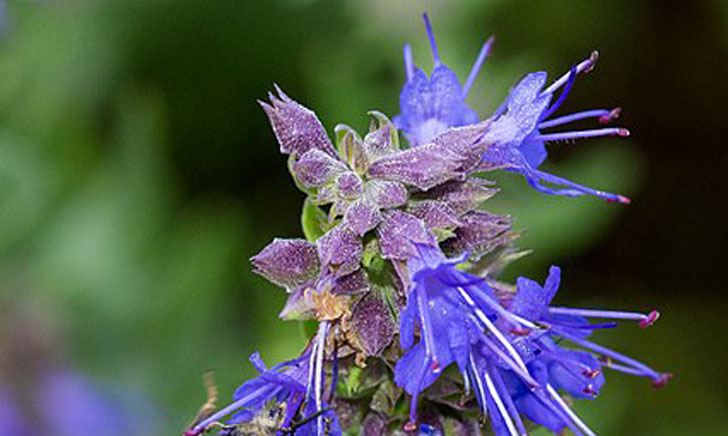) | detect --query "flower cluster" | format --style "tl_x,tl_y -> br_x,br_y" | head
184,13 -> 669,436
